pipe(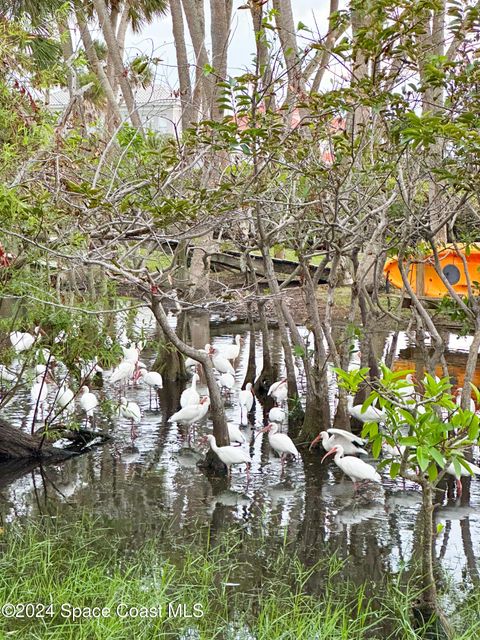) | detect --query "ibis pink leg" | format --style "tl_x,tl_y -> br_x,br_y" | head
456,478 -> 463,497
